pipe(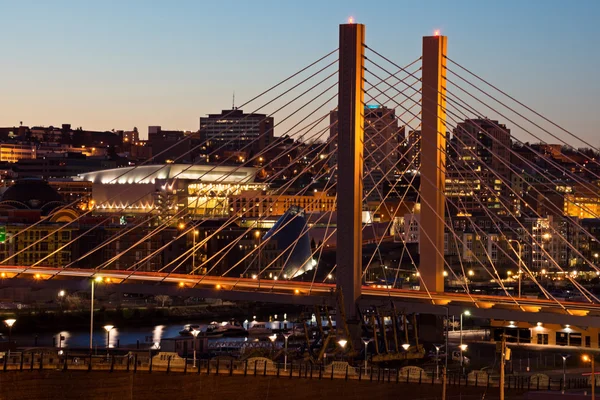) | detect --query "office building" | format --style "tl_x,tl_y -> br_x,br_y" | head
199,109 -> 274,153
